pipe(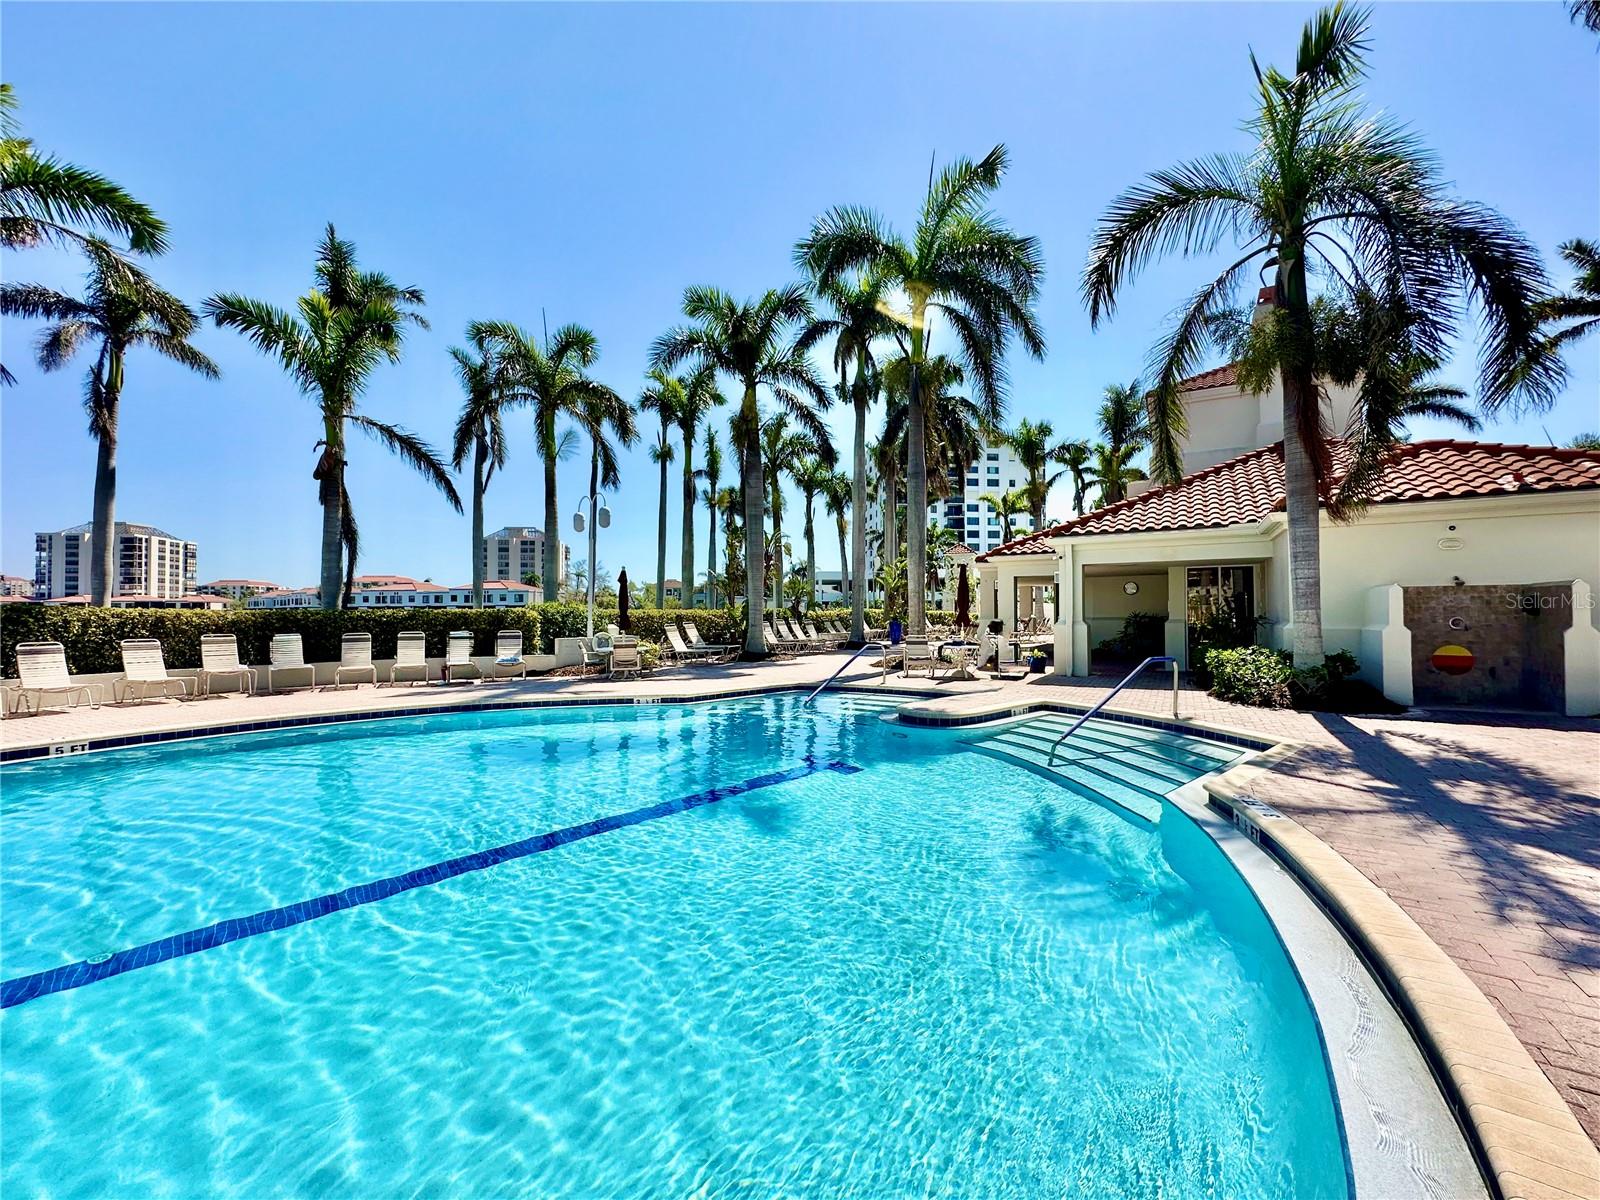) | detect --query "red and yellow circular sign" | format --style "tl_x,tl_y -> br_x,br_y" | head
1431,644 -> 1475,676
